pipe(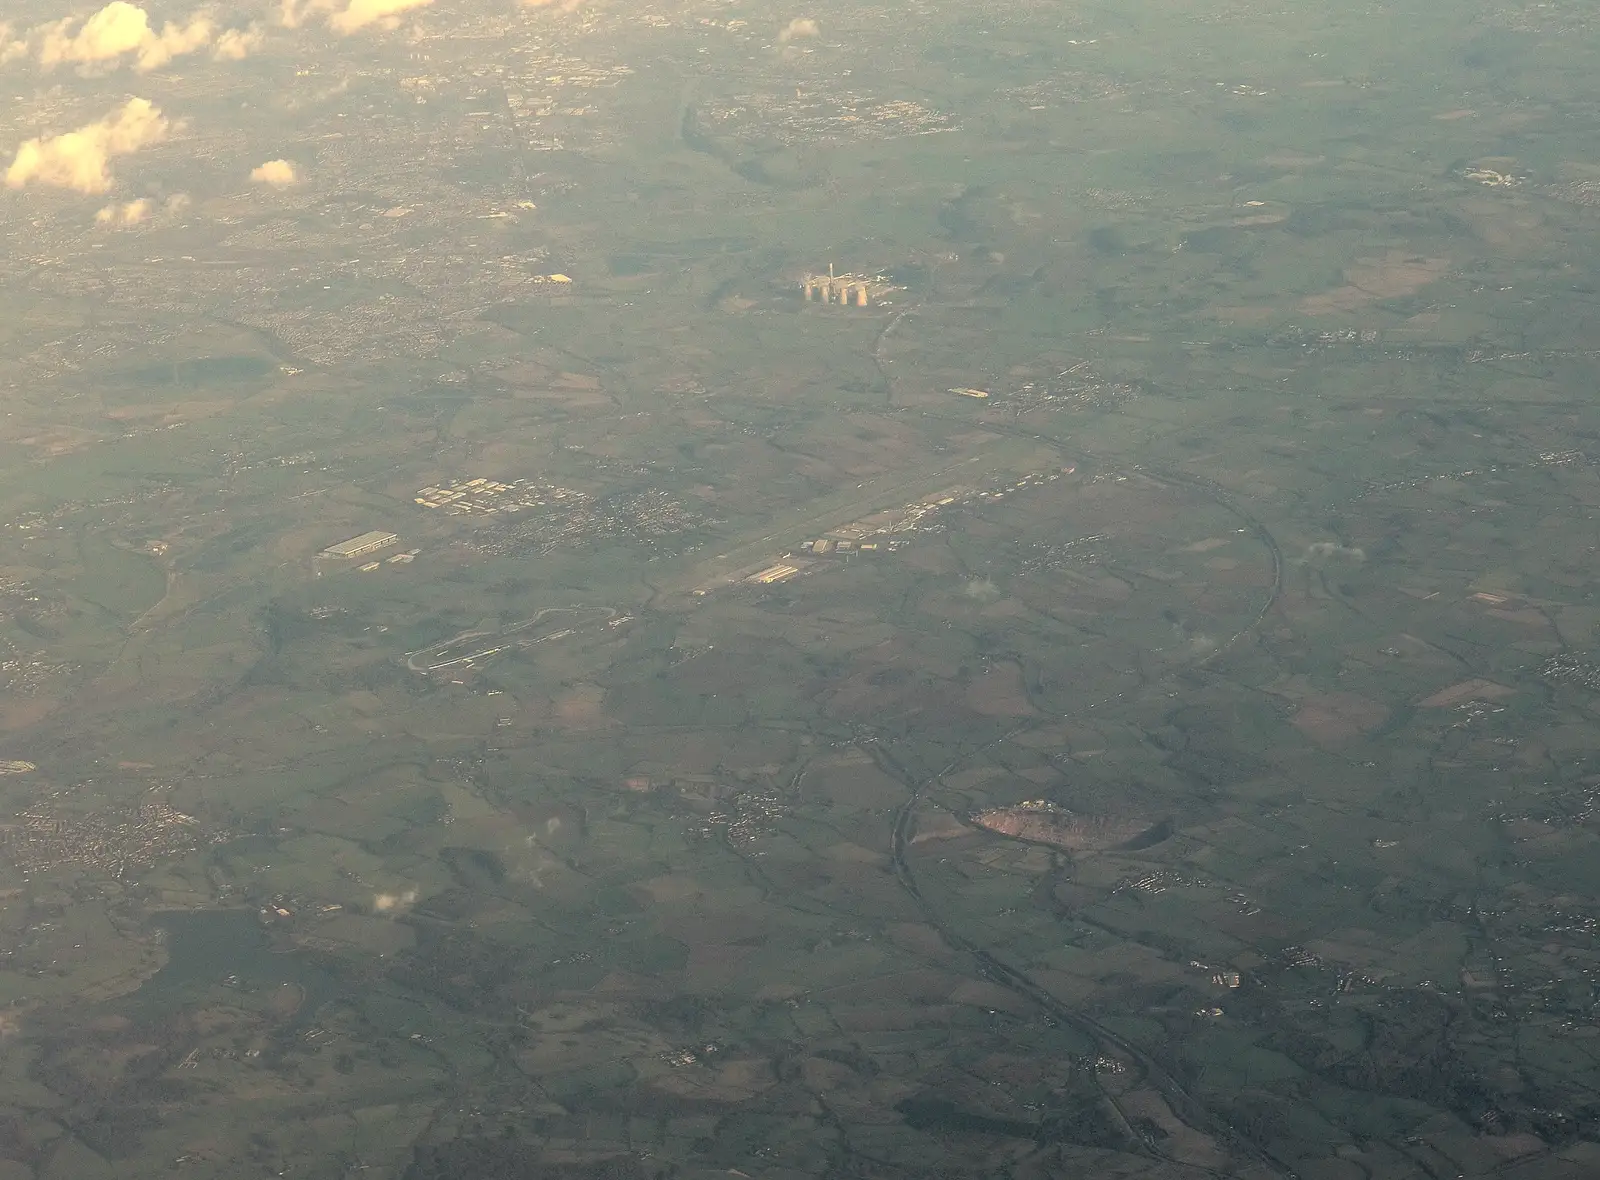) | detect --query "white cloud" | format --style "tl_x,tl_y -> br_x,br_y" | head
94,196 -> 151,224
5,97 -> 169,194
212,22 -> 263,60
37,2 -> 152,67
277,0 -> 311,29
134,12 -> 213,70
372,888 -> 416,913
37,2 -> 215,71
328,0 -> 433,33
0,24 -> 28,65
30,3 -> 256,71
280,0 -> 437,34
249,157 -> 297,186
779,17 -> 819,42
